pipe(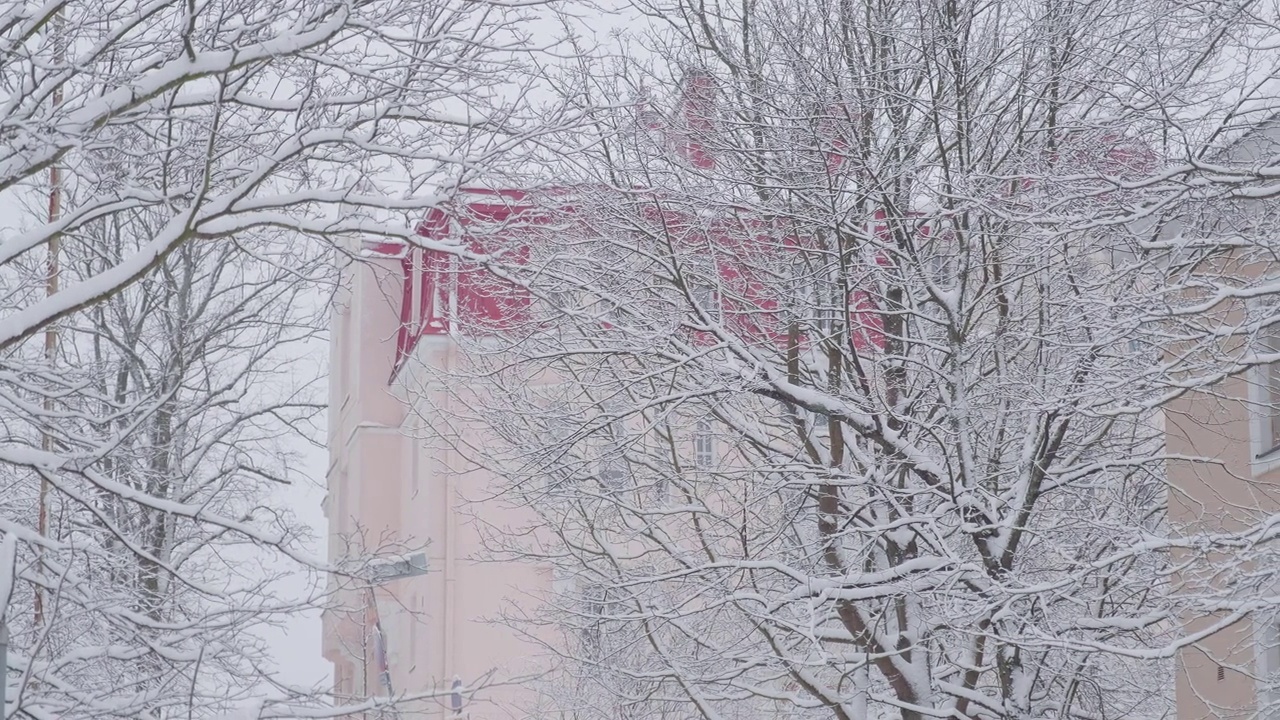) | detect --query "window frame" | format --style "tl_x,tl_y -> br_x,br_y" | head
1250,324 -> 1280,472
1256,608 -> 1280,716
542,405 -> 580,492
691,282 -> 721,321
1266,327 -> 1280,453
693,419 -> 715,469
596,414 -> 630,490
